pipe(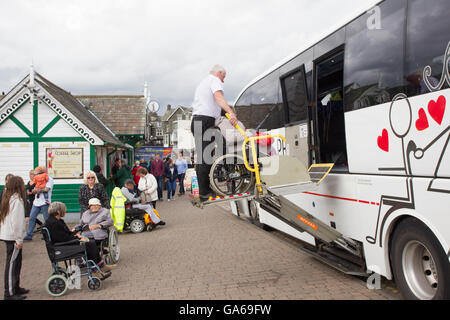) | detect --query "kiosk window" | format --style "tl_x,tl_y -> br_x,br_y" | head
281,65 -> 309,124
